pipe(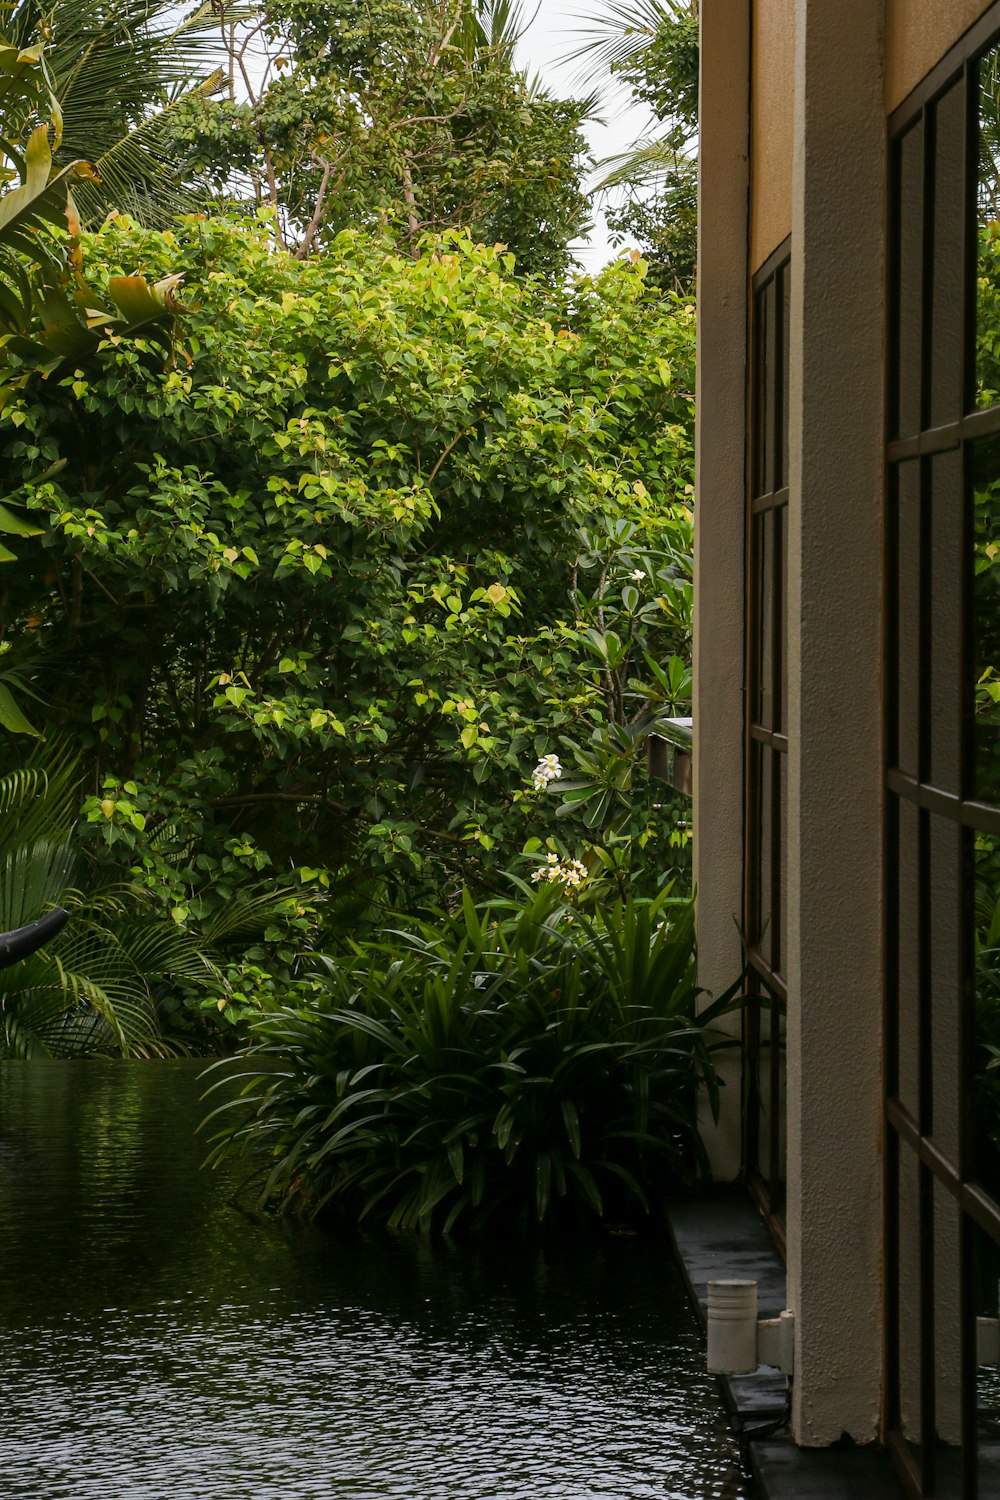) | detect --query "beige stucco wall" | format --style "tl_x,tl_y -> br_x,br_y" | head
694,0 -> 751,1181
785,0 -> 885,1446
751,0 -> 795,270
885,0 -> 995,111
